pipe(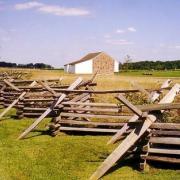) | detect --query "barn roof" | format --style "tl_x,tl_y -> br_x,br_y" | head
64,52 -> 102,66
